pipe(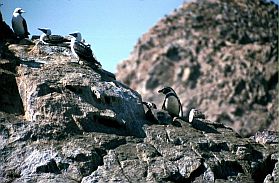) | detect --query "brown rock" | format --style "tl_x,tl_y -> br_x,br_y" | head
116,0 -> 278,137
